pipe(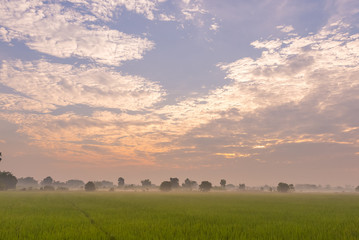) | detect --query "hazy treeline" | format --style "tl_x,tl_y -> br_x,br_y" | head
1,171 -> 359,193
